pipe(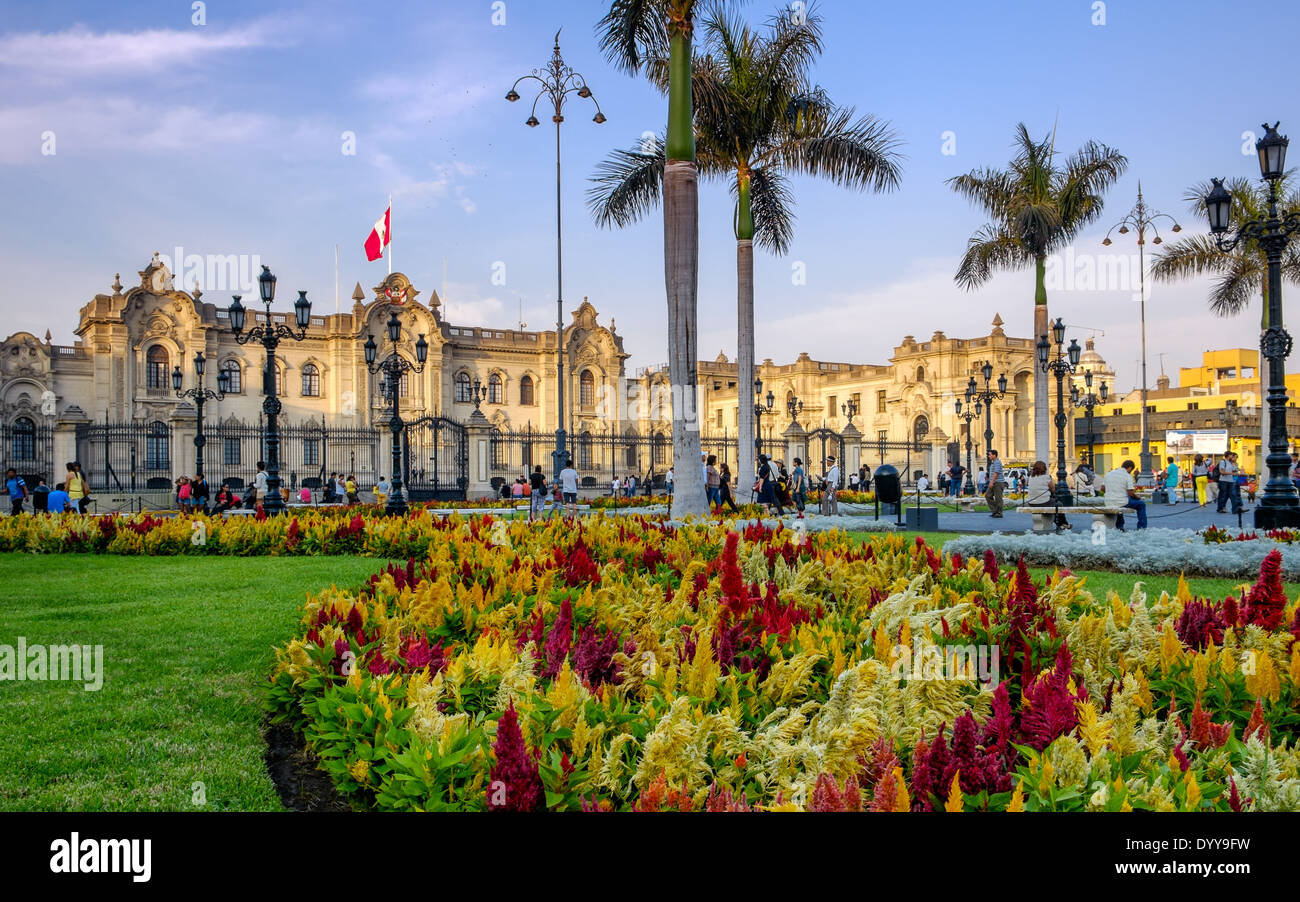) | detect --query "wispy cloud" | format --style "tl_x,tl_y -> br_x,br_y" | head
0,24 -> 276,82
